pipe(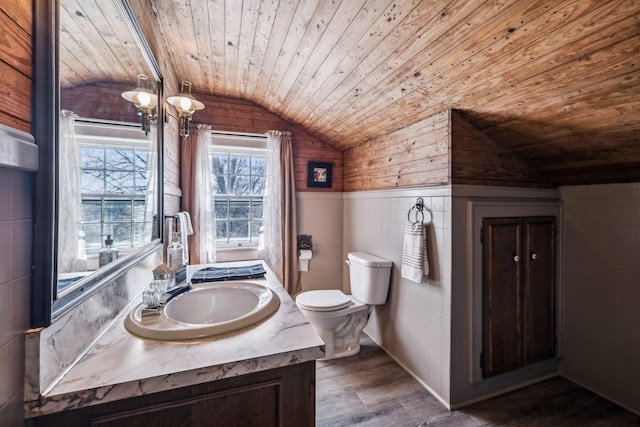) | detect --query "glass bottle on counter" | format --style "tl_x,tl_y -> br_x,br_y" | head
167,232 -> 184,270
98,234 -> 119,268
